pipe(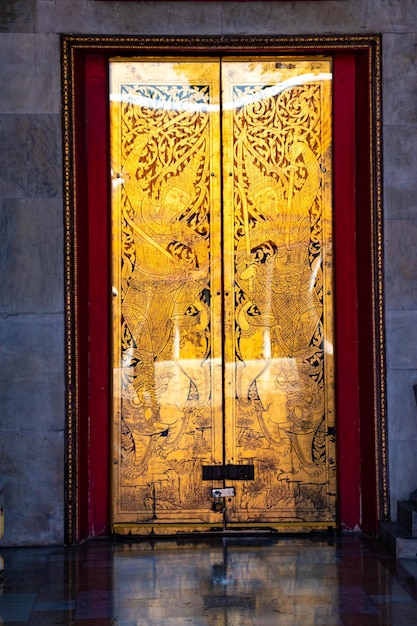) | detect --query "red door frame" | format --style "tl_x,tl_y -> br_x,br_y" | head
62,35 -> 386,544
